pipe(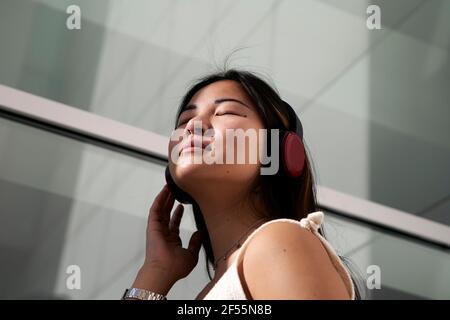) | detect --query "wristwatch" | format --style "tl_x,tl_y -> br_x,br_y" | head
122,288 -> 167,300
